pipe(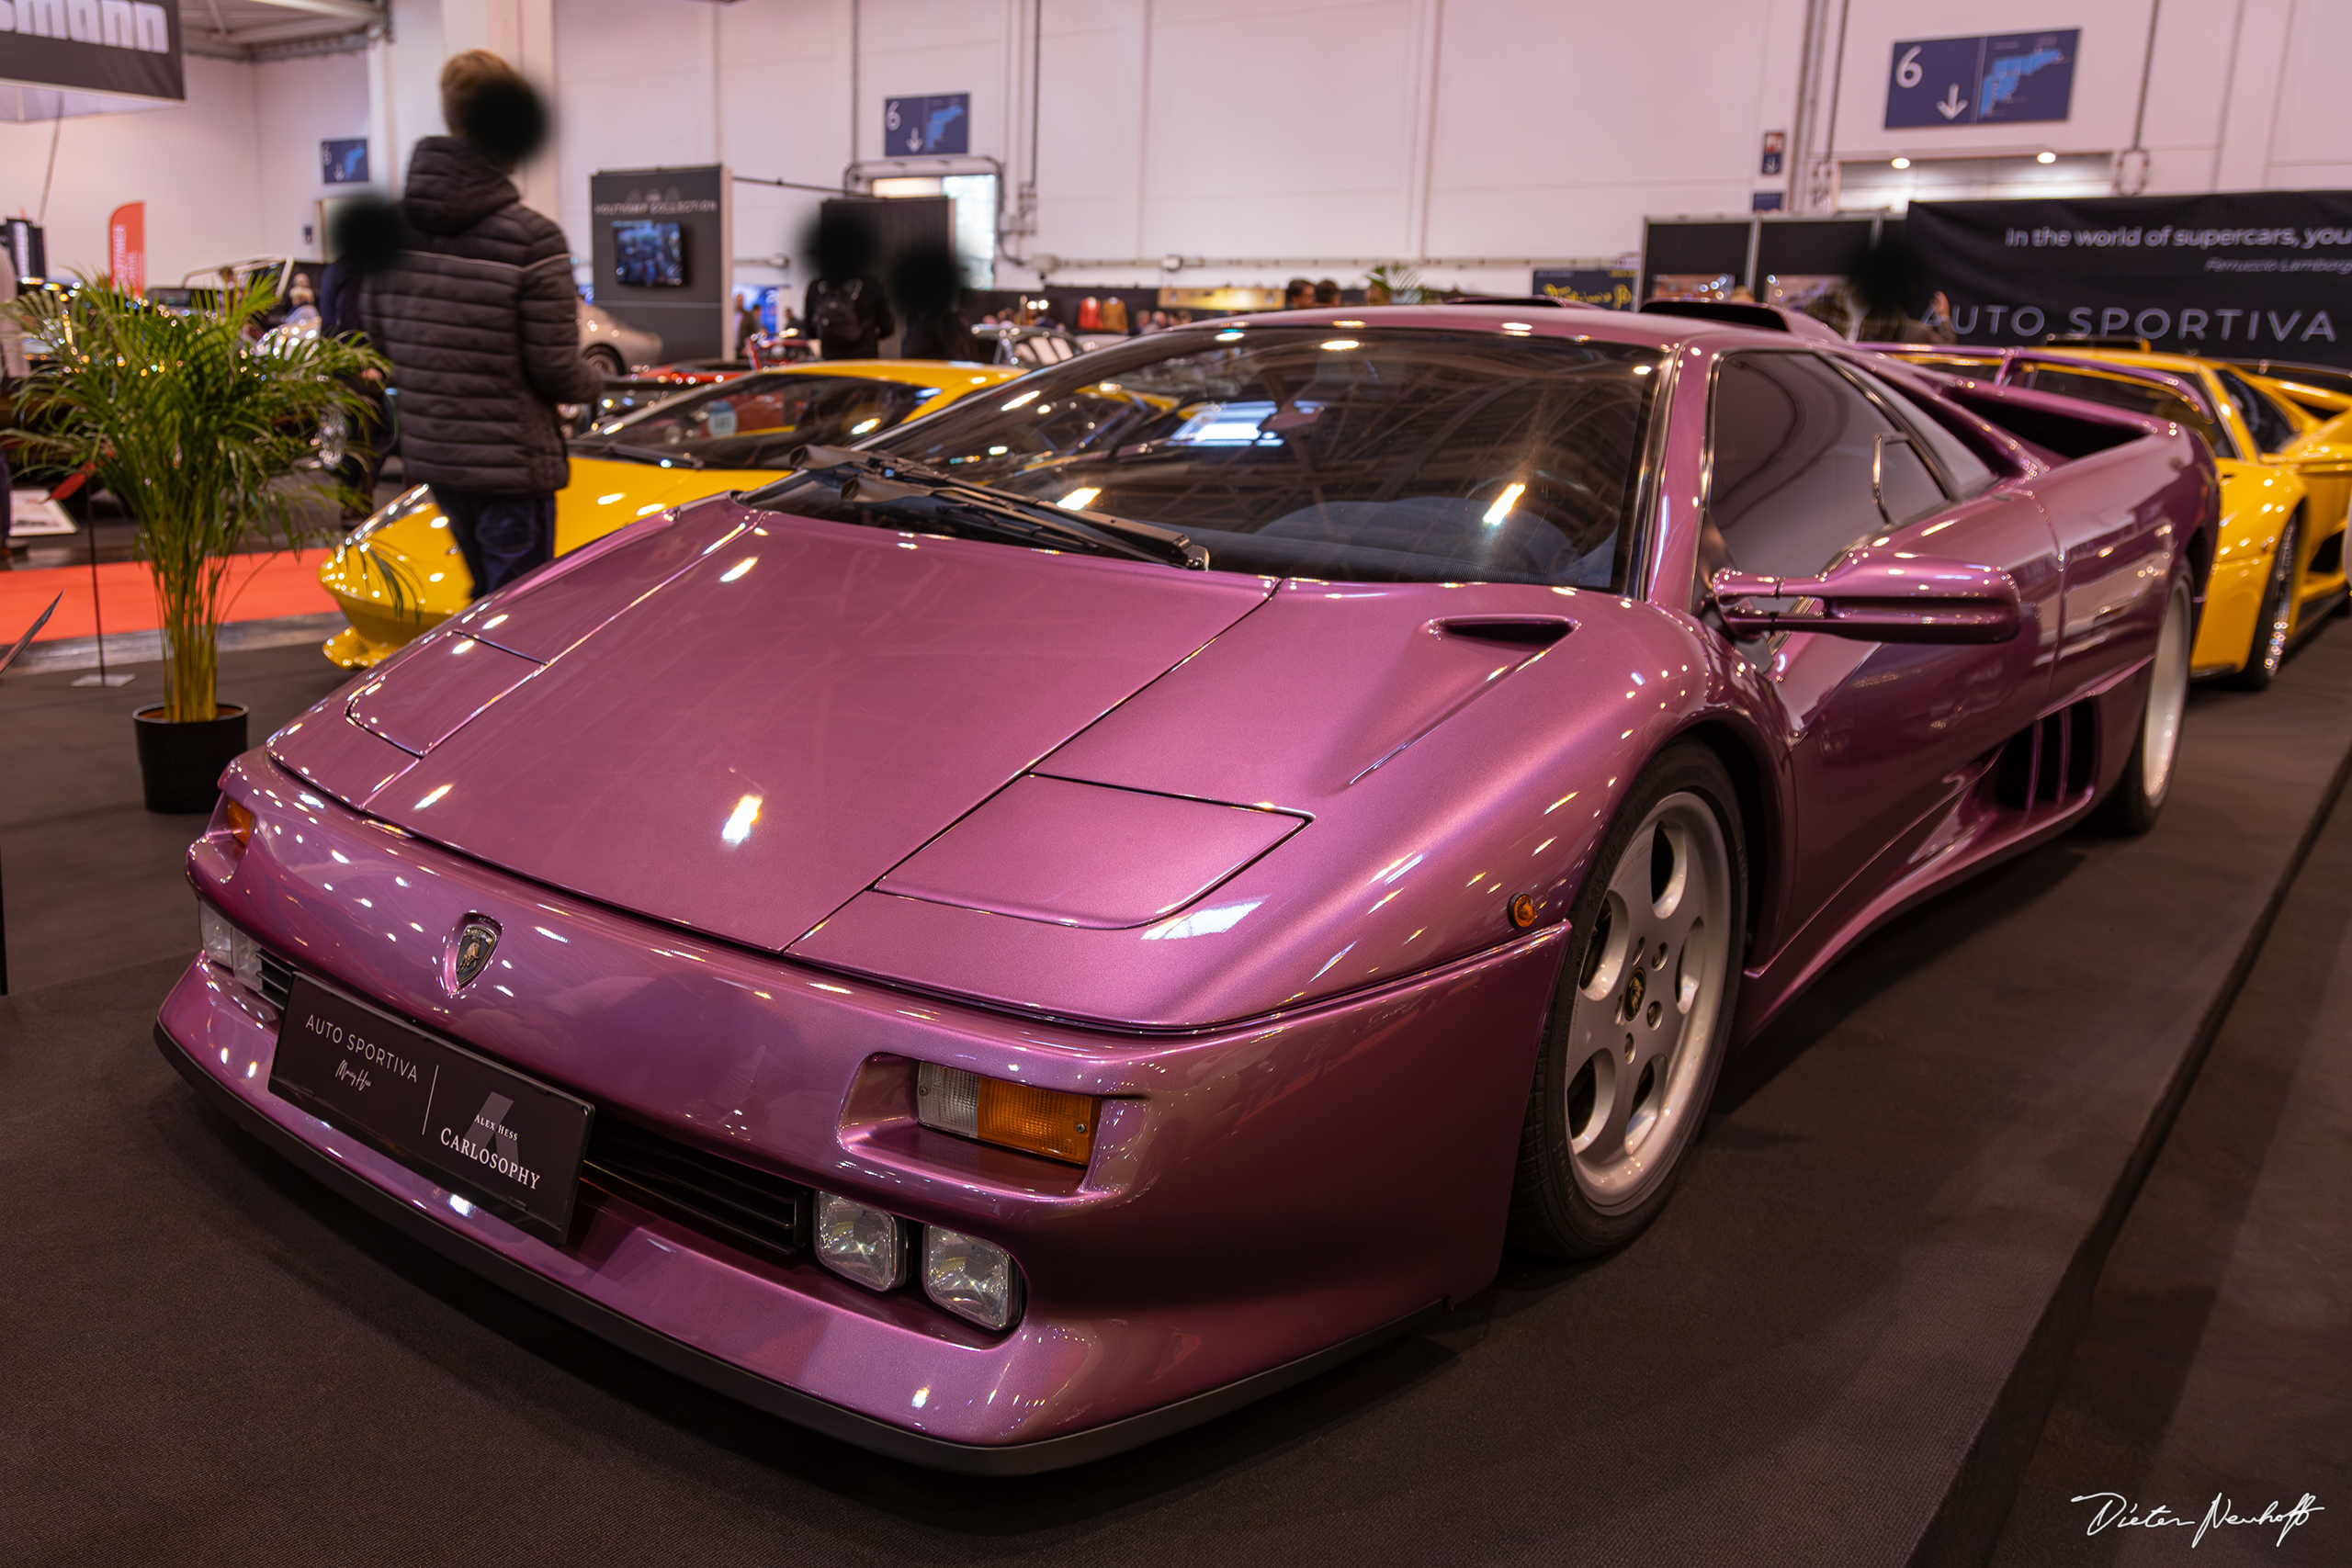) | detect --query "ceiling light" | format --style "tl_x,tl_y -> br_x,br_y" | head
2037,150 -> 2058,164
1483,482 -> 1526,526
1891,157 -> 1911,170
